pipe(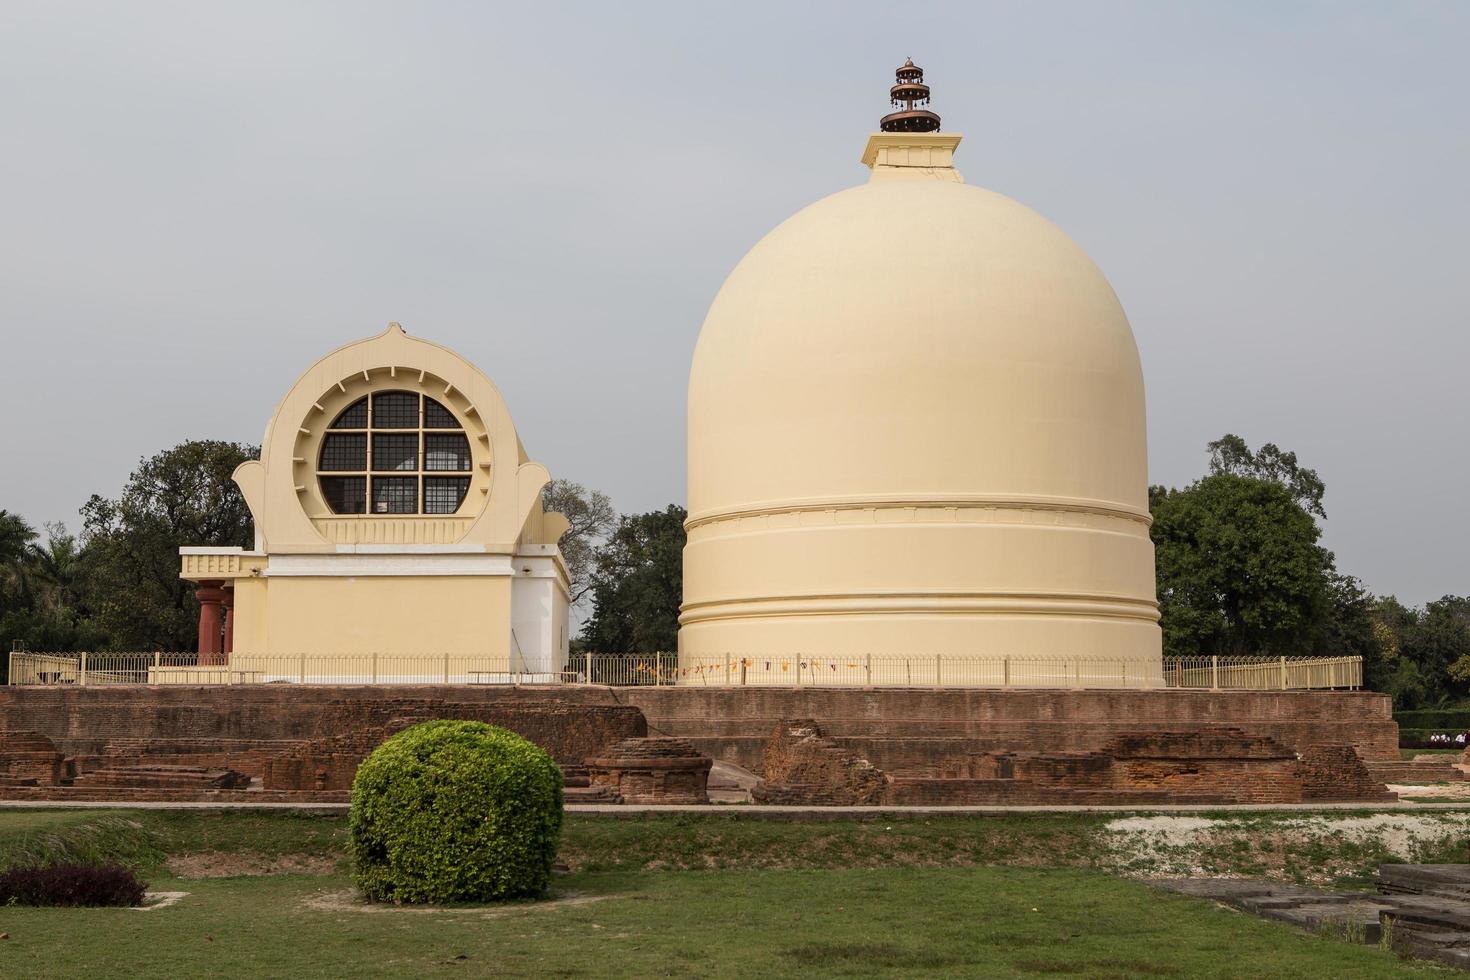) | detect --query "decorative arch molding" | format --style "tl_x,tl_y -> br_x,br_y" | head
233,323 -> 554,554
